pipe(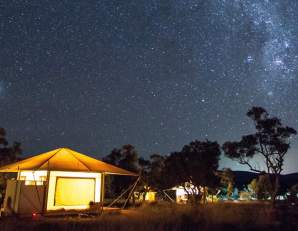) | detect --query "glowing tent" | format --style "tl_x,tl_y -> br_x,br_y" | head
0,148 -> 137,215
